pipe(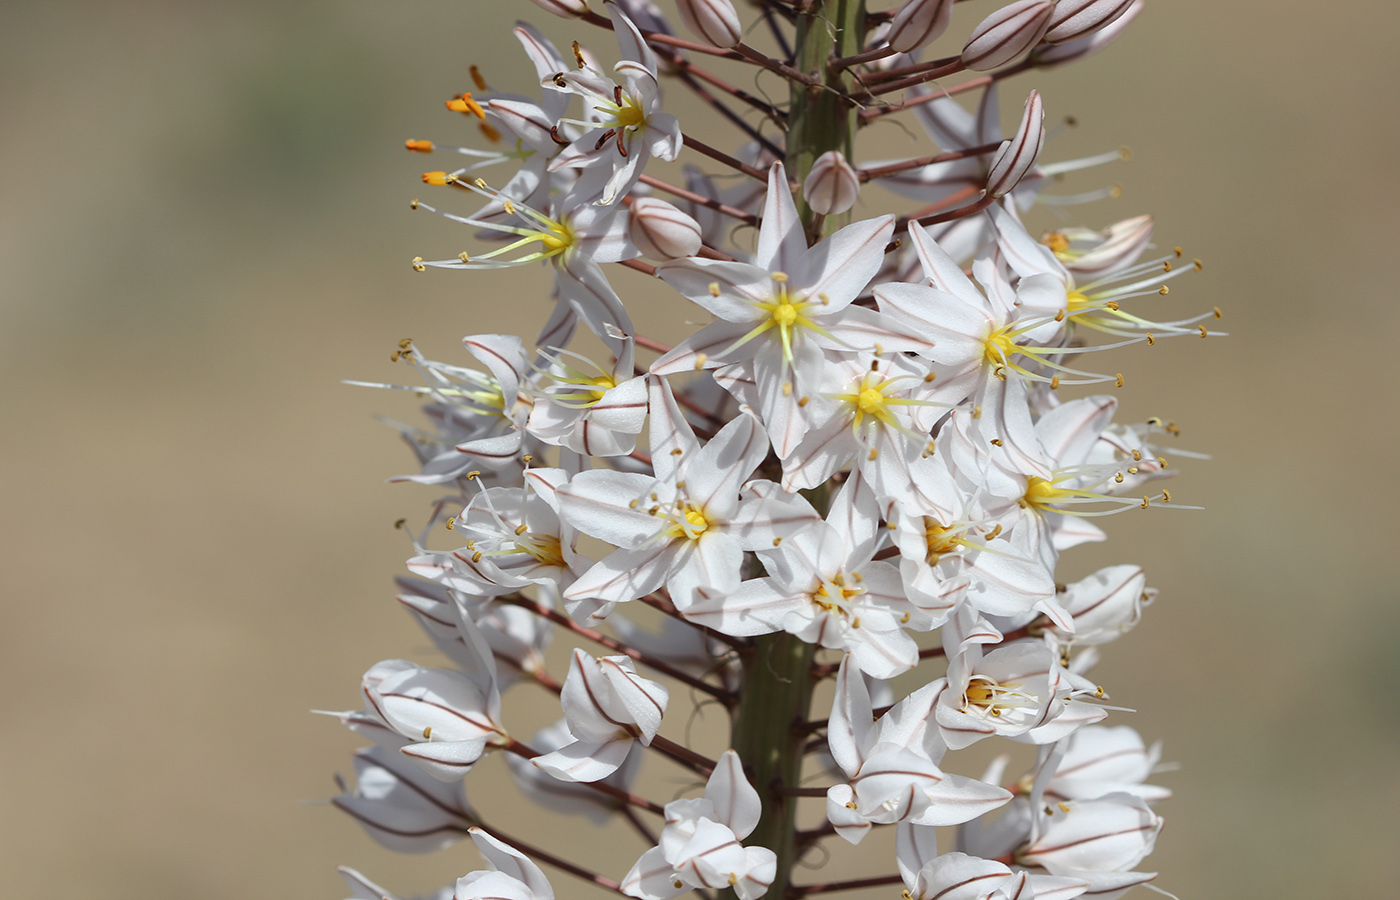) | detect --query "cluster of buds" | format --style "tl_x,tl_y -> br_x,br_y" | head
328,3 -> 1218,900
